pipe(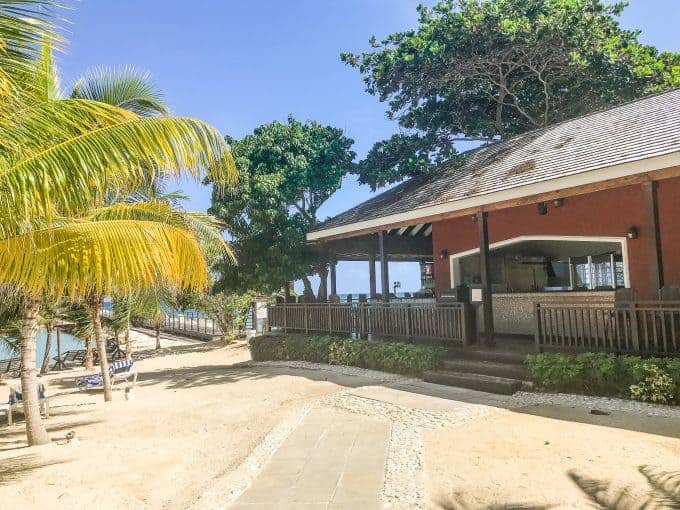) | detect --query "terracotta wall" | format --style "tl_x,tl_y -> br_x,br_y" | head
431,176 -> 680,299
